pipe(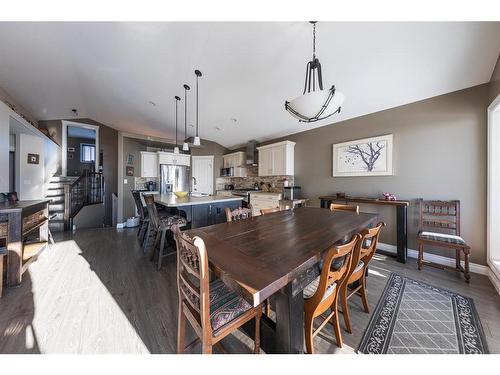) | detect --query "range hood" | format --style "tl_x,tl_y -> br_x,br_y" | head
246,140 -> 258,166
